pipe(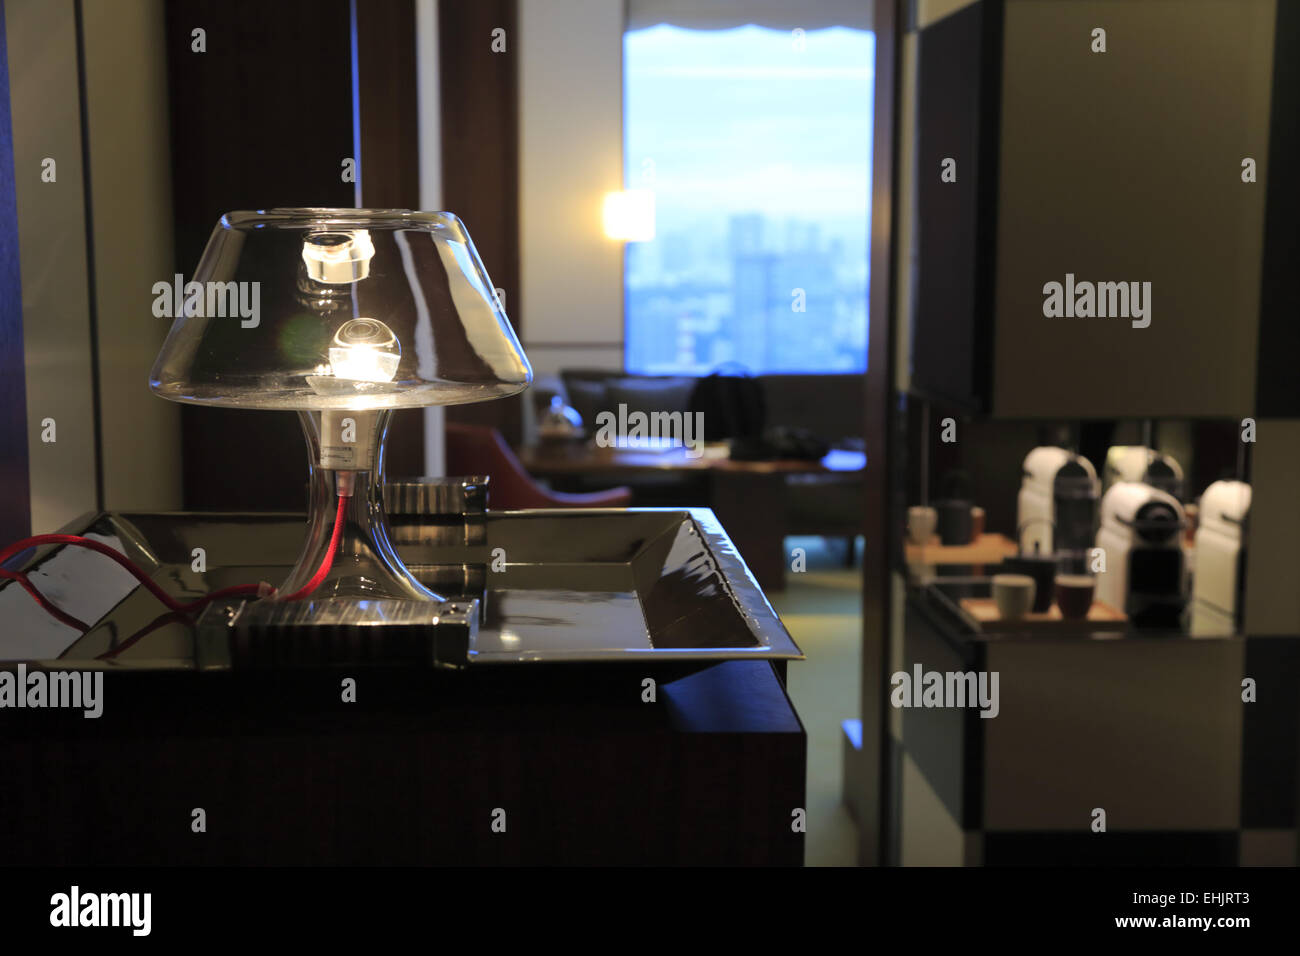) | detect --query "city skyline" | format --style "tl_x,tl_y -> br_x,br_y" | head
624,24 -> 873,375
